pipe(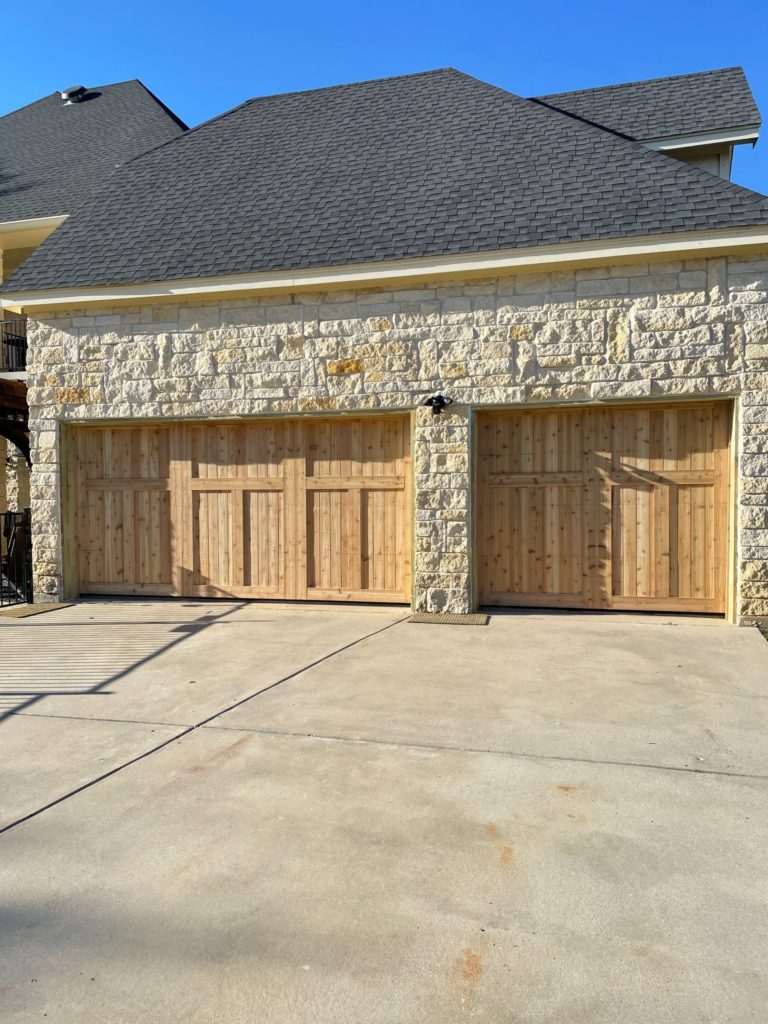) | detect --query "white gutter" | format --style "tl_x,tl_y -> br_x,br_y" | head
4,225 -> 768,311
